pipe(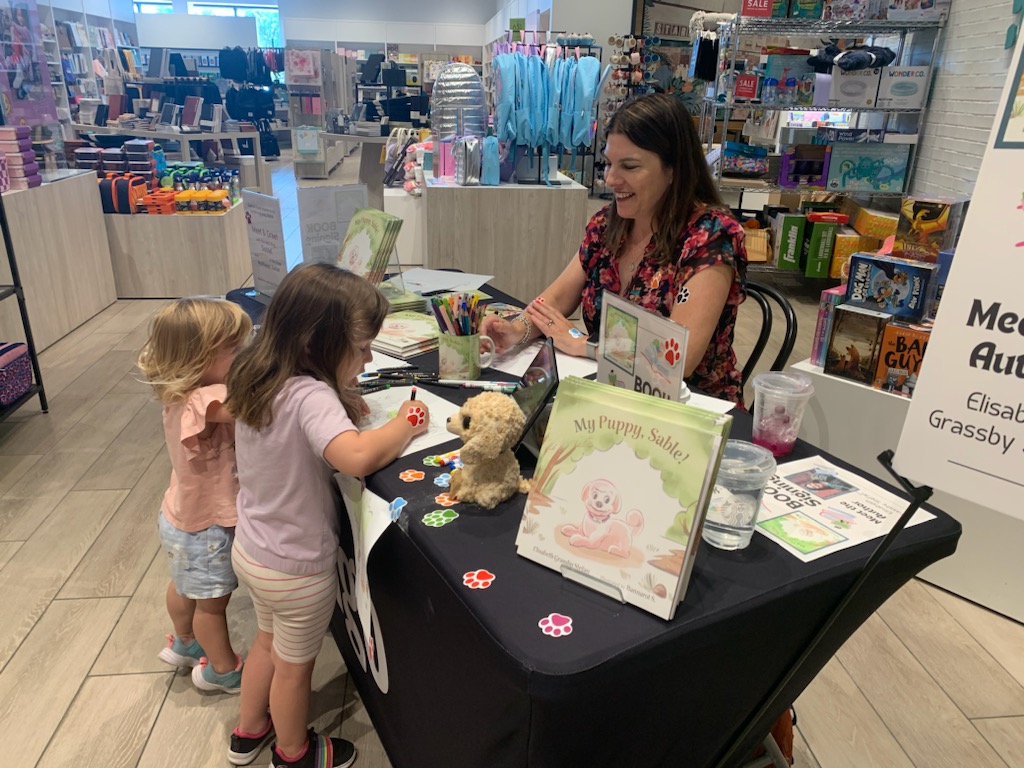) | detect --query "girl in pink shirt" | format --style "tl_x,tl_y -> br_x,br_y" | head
138,298 -> 252,694
225,264 -> 430,768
